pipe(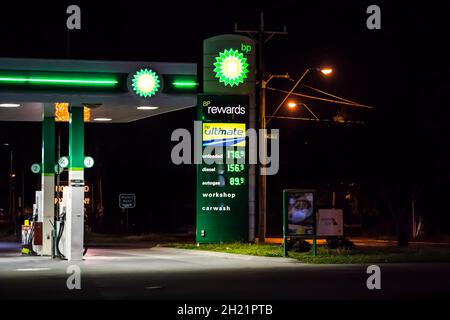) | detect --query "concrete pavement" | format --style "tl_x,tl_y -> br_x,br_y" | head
1,242 -> 450,299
